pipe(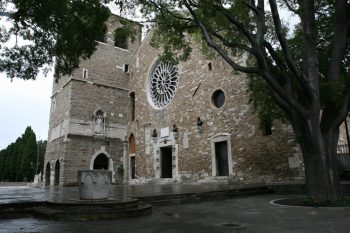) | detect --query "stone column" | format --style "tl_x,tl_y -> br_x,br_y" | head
122,141 -> 128,183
